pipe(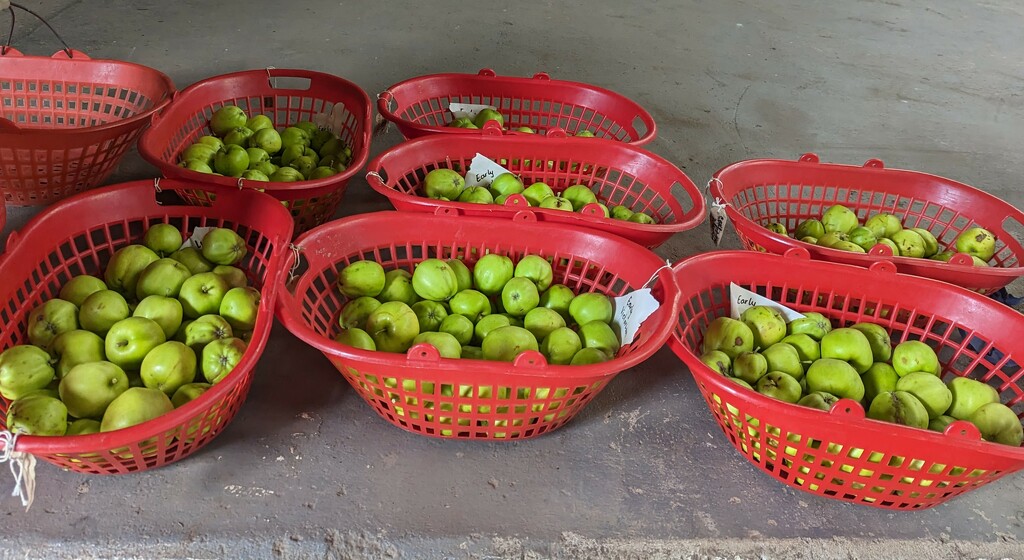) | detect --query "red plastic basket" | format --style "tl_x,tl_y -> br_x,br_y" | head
138,68 -> 372,235
0,179 -> 294,474
709,153 -> 1024,294
366,124 -> 704,249
669,248 -> 1024,510
377,68 -> 657,145
275,211 -> 679,440
0,48 -> 174,205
